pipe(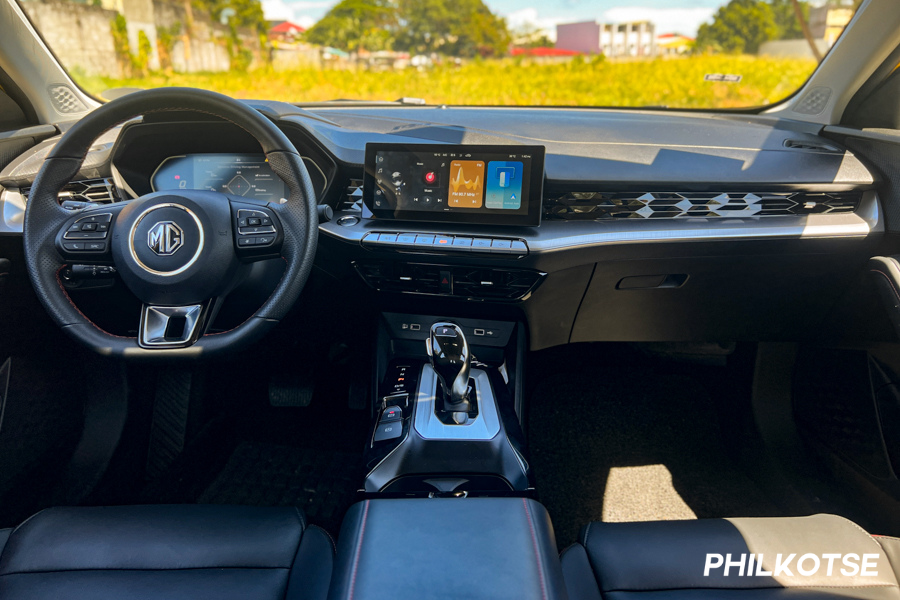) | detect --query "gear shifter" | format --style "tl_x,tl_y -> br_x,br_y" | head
427,322 -> 473,423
